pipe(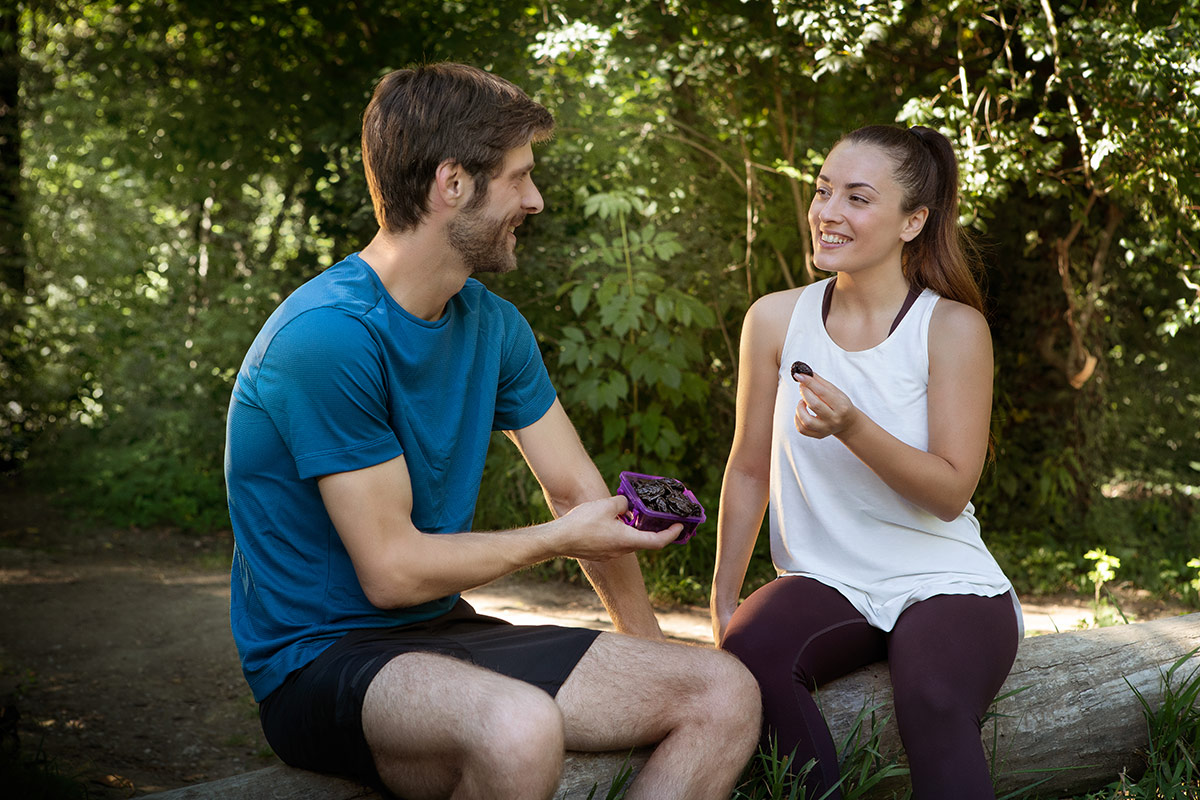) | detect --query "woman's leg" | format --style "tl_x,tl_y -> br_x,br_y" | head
886,593 -> 1020,800
722,576 -> 886,799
